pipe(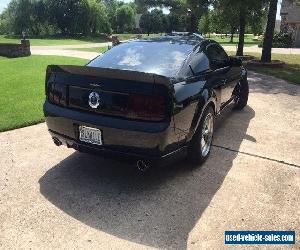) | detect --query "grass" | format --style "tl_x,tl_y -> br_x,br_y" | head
0,35 -> 109,46
113,33 -> 164,41
207,34 -> 260,47
1,33 -> 259,47
0,55 -> 88,132
227,51 -> 300,84
67,47 -> 108,53
0,33 -> 163,46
